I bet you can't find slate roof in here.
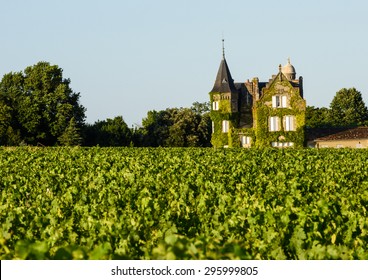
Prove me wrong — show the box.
[306,127,349,141]
[314,127,368,141]
[210,58,237,93]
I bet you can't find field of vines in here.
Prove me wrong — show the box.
[0,147,367,259]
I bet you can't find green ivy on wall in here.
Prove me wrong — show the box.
[208,73,306,149]
[254,77,306,148]
[209,92,240,148]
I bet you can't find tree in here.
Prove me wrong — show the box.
[139,102,211,147]
[166,108,201,147]
[0,62,86,146]
[329,88,368,127]
[305,106,331,128]
[58,118,82,146]
[141,110,172,147]
[190,101,210,115]
[84,116,132,146]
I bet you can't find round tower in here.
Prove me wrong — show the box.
[281,58,296,80]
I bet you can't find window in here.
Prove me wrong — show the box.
[211,121,215,134]
[272,95,287,108]
[212,101,219,111]
[241,136,251,147]
[269,116,280,131]
[222,120,229,133]
[271,142,294,148]
[284,115,295,131]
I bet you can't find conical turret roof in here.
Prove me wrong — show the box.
[210,57,237,93]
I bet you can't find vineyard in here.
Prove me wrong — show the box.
[0,147,367,259]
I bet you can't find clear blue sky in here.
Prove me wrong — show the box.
[1,0,368,126]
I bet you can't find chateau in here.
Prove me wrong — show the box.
[209,46,306,148]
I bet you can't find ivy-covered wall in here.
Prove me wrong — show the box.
[209,92,239,148]
[254,76,306,148]
[208,73,306,149]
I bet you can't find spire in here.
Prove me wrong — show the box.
[210,38,237,93]
[222,38,225,59]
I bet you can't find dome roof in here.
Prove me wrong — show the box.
[281,58,296,74]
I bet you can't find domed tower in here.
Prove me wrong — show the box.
[281,58,296,80]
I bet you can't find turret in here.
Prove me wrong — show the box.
[281,58,296,80]
[209,40,239,147]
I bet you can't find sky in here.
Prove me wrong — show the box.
[1,0,368,126]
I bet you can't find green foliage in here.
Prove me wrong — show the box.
[84,116,132,146]
[209,92,240,148]
[329,88,368,127]
[190,101,210,115]
[0,62,86,146]
[141,110,171,146]
[58,118,82,146]
[1,147,367,260]
[254,79,306,148]
[140,104,211,147]
[306,106,331,128]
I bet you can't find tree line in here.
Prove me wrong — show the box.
[306,87,368,128]
[83,102,211,147]
[0,62,211,147]
[1,62,367,146]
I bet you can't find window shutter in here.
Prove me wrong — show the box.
[272,96,276,108]
[290,116,295,131]
[285,116,295,131]
[285,116,290,131]
[241,136,251,146]
[270,116,279,131]
[270,117,274,131]
[282,95,287,108]
[222,120,229,133]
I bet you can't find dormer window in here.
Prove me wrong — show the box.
[272,95,287,108]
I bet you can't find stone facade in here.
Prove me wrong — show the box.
[209,56,306,148]
[313,127,368,148]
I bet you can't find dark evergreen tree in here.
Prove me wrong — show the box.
[58,117,82,146]
[84,116,132,146]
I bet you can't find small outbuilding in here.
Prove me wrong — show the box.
[312,127,368,148]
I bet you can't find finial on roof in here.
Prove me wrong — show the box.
[222,38,225,59]
[279,64,282,72]
[288,57,291,64]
